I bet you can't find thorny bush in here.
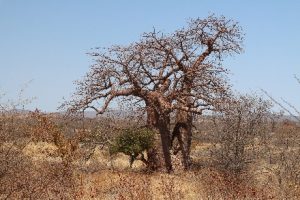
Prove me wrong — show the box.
[109,128,155,168]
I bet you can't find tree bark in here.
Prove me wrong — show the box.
[172,110,193,170]
[172,75,193,170]
[157,113,173,173]
[146,105,172,172]
[145,106,162,171]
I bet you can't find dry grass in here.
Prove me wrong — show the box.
[1,110,300,199]
[12,139,286,199]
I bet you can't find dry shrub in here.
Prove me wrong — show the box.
[112,172,153,200]
[0,145,31,199]
[25,110,61,142]
[198,168,275,199]
[1,159,79,199]
[0,128,80,198]
[212,95,271,175]
[273,120,300,149]
[255,120,300,199]
[156,174,185,200]
[24,110,84,165]
[268,145,300,198]
[104,172,186,200]
[0,106,81,199]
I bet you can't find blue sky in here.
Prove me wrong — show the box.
[0,0,299,112]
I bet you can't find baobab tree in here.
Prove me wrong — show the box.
[60,15,244,172]
[141,15,244,169]
[165,15,244,169]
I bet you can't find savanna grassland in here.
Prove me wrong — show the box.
[1,106,300,199]
[1,15,300,200]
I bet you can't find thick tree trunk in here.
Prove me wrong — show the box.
[173,110,193,170]
[172,76,193,170]
[157,113,173,173]
[145,106,161,171]
[146,105,172,173]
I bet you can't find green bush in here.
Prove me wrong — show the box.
[109,128,155,167]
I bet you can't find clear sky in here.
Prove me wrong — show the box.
[0,0,299,112]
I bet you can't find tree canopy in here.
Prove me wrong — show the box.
[62,15,243,115]
[61,15,244,172]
